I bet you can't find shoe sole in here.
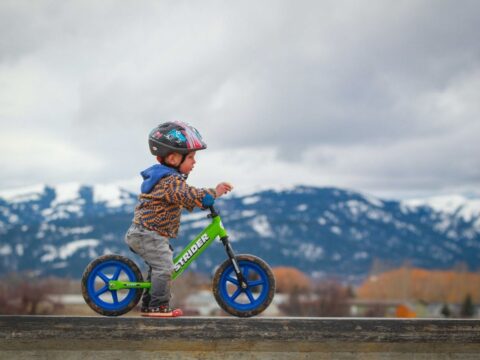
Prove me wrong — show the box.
[141,312,181,318]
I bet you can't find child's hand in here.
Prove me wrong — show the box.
[216,182,234,197]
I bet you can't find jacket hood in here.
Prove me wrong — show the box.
[140,164,178,194]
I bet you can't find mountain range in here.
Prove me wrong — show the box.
[1,183,480,283]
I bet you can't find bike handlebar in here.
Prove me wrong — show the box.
[208,205,219,217]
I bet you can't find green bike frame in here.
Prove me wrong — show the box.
[172,215,227,278]
[108,208,231,292]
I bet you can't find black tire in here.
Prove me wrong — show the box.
[81,254,144,316]
[213,254,275,317]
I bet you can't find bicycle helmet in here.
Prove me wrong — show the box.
[148,121,207,157]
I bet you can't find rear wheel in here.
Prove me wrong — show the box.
[213,254,275,317]
[81,254,143,316]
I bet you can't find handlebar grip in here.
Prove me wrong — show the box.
[202,194,215,208]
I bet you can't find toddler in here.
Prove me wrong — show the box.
[125,121,232,317]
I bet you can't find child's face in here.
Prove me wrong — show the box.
[179,152,196,175]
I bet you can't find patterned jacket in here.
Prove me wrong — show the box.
[133,173,216,238]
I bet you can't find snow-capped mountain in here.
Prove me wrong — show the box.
[1,183,480,282]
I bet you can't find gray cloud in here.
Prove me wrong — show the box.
[1,0,479,197]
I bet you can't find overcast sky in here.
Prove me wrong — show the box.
[1,0,479,199]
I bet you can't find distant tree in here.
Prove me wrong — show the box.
[0,273,63,315]
[279,285,303,316]
[395,304,416,318]
[440,303,451,318]
[170,271,210,309]
[364,304,386,317]
[345,284,356,299]
[460,294,475,318]
[278,280,350,317]
[272,267,311,294]
[312,280,350,317]
[357,266,480,304]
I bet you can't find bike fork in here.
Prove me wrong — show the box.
[220,236,248,289]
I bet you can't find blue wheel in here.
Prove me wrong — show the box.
[213,254,275,317]
[81,254,143,316]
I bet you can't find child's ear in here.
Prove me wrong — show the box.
[165,153,182,166]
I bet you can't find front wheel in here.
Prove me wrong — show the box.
[213,254,275,317]
[81,254,144,316]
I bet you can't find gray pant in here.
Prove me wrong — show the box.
[124,223,173,307]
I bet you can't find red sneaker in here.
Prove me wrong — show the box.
[141,305,183,317]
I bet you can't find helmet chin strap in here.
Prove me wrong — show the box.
[178,154,188,179]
